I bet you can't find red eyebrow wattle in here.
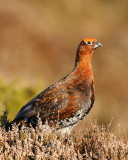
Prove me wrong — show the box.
[83,38,97,43]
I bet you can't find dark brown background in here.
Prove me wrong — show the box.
[0,0,128,134]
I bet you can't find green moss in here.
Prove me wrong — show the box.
[0,79,44,121]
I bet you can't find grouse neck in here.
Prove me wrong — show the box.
[75,50,93,71]
[72,49,94,81]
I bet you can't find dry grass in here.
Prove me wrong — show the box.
[0,116,128,160]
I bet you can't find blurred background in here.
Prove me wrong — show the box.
[0,0,128,135]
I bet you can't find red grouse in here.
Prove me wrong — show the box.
[5,38,102,133]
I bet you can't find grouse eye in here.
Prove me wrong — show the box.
[86,41,92,45]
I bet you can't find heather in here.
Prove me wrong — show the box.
[0,80,128,159]
[0,117,128,160]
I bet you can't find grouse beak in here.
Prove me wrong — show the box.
[94,41,103,49]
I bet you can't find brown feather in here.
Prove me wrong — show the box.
[4,38,102,132]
